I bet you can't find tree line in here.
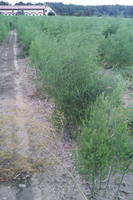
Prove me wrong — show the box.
[0,1,133,17]
[46,2,133,17]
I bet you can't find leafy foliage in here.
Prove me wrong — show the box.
[0,16,11,41]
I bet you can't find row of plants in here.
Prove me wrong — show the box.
[16,16,120,122]
[16,16,133,199]
[0,15,13,41]
[99,20,133,68]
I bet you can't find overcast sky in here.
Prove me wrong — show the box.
[7,0,133,6]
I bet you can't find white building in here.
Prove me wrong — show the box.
[0,5,56,16]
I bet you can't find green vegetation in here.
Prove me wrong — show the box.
[0,15,12,41]
[78,94,132,197]
[100,22,133,68]
[16,17,42,54]
[0,15,132,197]
[2,0,133,17]
[17,18,123,131]
[47,2,133,17]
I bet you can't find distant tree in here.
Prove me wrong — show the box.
[35,3,44,5]
[15,10,24,15]
[48,11,55,16]
[0,1,9,5]
[15,1,25,5]
[46,2,133,17]
[84,10,91,16]
[26,2,33,5]
[75,10,85,16]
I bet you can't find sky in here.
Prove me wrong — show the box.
[7,0,133,6]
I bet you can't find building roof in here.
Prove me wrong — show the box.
[0,5,46,10]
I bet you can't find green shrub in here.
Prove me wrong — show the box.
[102,23,119,38]
[78,94,133,195]
[100,26,133,68]
[30,30,120,127]
[0,16,11,41]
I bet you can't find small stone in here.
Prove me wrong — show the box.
[2,197,7,200]
[18,184,26,188]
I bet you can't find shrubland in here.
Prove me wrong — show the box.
[14,16,133,197]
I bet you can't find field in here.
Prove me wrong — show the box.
[0,15,133,199]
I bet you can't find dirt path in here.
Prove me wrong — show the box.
[0,31,89,200]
